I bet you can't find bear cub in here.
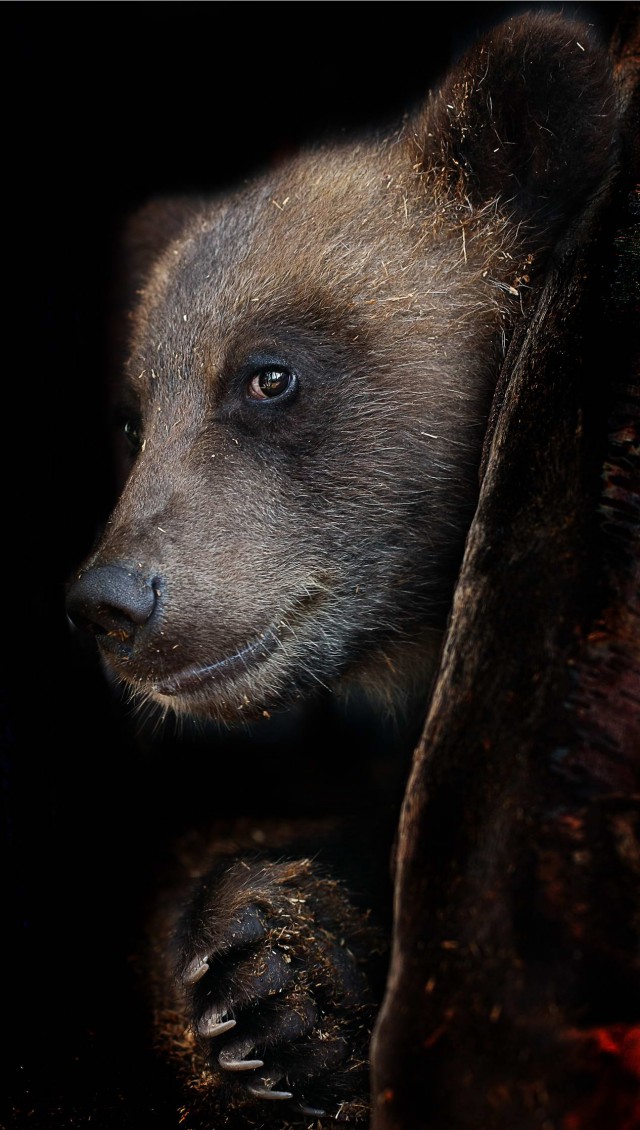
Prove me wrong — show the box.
[66,11,618,1124]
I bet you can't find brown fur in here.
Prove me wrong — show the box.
[65,11,619,1123]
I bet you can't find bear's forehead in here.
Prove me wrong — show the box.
[124,134,507,403]
[130,145,462,366]
[145,141,428,318]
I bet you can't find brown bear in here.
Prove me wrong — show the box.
[65,11,620,1124]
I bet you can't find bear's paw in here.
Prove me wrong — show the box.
[172,856,384,1120]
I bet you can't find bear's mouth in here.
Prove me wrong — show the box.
[150,626,282,698]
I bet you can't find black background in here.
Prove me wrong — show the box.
[4,3,626,1127]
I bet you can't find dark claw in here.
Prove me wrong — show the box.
[297,1104,327,1117]
[197,1011,237,1038]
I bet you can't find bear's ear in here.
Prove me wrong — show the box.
[118,195,199,294]
[108,195,200,361]
[413,12,618,244]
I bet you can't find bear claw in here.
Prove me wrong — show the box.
[246,1080,293,1101]
[182,957,209,985]
[198,1013,237,1038]
[219,1041,264,1071]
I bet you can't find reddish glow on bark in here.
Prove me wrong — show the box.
[563,1025,640,1130]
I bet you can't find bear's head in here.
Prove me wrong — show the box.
[66,13,618,722]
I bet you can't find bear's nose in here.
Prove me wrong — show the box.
[66,564,159,640]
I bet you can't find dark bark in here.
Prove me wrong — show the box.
[372,14,640,1130]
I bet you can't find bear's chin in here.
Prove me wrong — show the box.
[96,618,442,727]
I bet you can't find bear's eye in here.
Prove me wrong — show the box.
[246,367,297,402]
[123,418,143,453]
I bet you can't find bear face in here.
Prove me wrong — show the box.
[66,13,617,727]
[76,148,516,721]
